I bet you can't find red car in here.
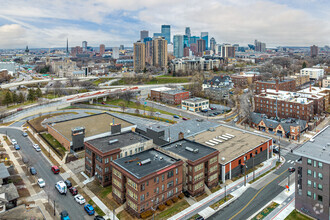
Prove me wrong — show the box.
[51,166,60,174]
[101,102,106,105]
[69,187,78,195]
[182,117,188,120]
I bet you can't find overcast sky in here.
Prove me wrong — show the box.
[0,0,329,49]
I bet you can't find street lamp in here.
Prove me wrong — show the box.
[252,153,255,181]
[278,136,281,162]
[224,184,227,201]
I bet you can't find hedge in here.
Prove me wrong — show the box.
[141,210,154,219]
[158,204,166,211]
[178,193,184,199]
[166,199,173,206]
[172,196,179,203]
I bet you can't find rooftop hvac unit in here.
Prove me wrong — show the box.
[139,158,151,165]
[109,139,119,145]
[159,157,163,160]
[213,138,223,143]
[185,147,194,152]
[205,141,215,146]
[225,133,235,137]
[193,148,199,154]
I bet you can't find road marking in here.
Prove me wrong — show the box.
[229,169,288,220]
[291,161,294,164]
[287,160,291,163]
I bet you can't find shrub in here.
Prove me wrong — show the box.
[166,199,173,206]
[172,196,179,203]
[158,204,166,211]
[178,193,184,199]
[141,210,154,219]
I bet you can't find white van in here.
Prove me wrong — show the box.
[55,180,67,195]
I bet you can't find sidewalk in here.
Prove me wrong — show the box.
[0,135,53,220]
[26,127,119,220]
[169,156,281,220]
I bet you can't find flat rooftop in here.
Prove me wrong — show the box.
[257,79,294,84]
[162,90,187,95]
[162,139,217,162]
[49,112,134,142]
[86,131,150,154]
[187,125,270,164]
[294,125,330,164]
[184,97,208,103]
[151,87,172,92]
[113,148,180,179]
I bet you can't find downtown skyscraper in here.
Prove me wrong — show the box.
[173,35,184,58]
[161,25,171,44]
[201,32,208,50]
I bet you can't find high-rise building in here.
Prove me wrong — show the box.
[99,44,105,55]
[254,40,266,52]
[190,36,200,44]
[183,47,190,57]
[143,37,152,44]
[153,33,163,39]
[133,41,146,72]
[161,25,171,43]
[190,43,198,55]
[294,125,330,220]
[201,32,209,50]
[173,35,184,58]
[185,27,191,38]
[197,39,206,55]
[210,37,216,52]
[215,44,222,55]
[183,35,189,48]
[310,45,318,57]
[152,37,168,69]
[82,41,88,52]
[66,38,69,55]
[140,30,149,41]
[112,47,120,59]
[71,46,83,56]
[119,45,124,50]
[221,44,235,58]
[146,40,153,65]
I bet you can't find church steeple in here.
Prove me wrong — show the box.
[66,38,69,55]
[25,45,29,54]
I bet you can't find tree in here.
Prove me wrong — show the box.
[12,92,18,104]
[119,102,126,112]
[18,92,25,103]
[36,88,42,98]
[3,91,12,107]
[27,89,36,101]
[121,91,134,106]
[302,61,307,69]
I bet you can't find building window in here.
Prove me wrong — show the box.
[147,192,149,197]
[140,194,145,202]
[176,178,178,185]
[105,167,109,173]
[127,199,137,211]
[208,173,217,182]
[209,156,217,164]
[113,178,122,189]
[318,162,323,169]
[113,168,122,179]
[318,184,323,191]
[238,159,241,165]
[156,187,159,194]
[110,156,113,161]
[314,182,316,188]
[162,174,165,182]
[146,181,149,186]
[194,182,204,191]
[157,177,159,183]
[104,158,109,164]
[307,159,312,165]
[141,183,145,191]
[209,164,218,173]
[318,173,323,180]
[167,181,174,189]
[86,148,91,155]
[162,184,164,191]
[314,161,317,167]
[113,187,121,199]
[307,180,312,187]
[194,172,204,182]
[307,169,312,176]
[168,170,174,178]
[318,195,323,202]
[127,178,138,190]
[127,189,137,201]
[307,191,311,197]
[194,164,203,172]
[96,155,102,163]
[176,168,178,175]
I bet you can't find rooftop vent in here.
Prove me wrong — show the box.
[323,146,326,151]
[193,148,199,154]
[109,139,119,145]
[221,157,225,161]
[159,157,163,160]
[139,158,151,166]
[327,143,330,147]
[185,147,194,152]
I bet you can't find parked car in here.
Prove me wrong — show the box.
[84,204,95,215]
[33,144,39,149]
[201,109,208,113]
[182,117,188,120]
[55,180,67,195]
[22,132,28,137]
[196,217,205,220]
[233,117,238,122]
[74,194,86,204]
[173,115,180,119]
[69,186,78,195]
[155,112,161,115]
[208,113,214,117]
[94,216,105,220]
[35,146,41,152]
[11,139,17,145]
[38,178,45,188]
[14,144,20,150]
[60,210,70,220]
[288,167,295,173]
[30,167,37,175]
[51,166,60,174]
[64,180,72,188]
[210,107,216,110]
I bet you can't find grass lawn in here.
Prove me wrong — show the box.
[285,210,313,220]
[117,210,139,220]
[88,199,106,216]
[251,202,279,220]
[210,185,222,193]
[155,200,190,220]
[40,133,66,157]
[210,194,233,210]
[195,193,209,202]
[112,77,190,85]
[86,180,119,210]
[92,78,114,86]
[7,100,36,110]
[28,112,78,132]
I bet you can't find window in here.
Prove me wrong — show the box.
[189,166,192,172]
[318,184,323,191]
[86,148,91,155]
[318,195,323,202]
[209,156,217,164]
[209,173,217,182]
[307,191,311,197]
[105,167,109,173]
[104,158,109,164]
[194,181,204,191]
[318,162,323,169]
[162,184,164,191]
[318,173,323,180]
[96,154,102,163]
[113,178,122,189]
[147,192,149,197]
[176,178,178,185]
[127,178,137,190]
[238,159,241,165]
[110,156,113,161]
[168,170,174,178]
[194,164,203,172]
[113,187,121,199]
[156,187,159,193]
[314,193,316,200]
[176,187,178,194]
[307,159,312,165]
[175,168,178,175]
[140,194,145,202]
[162,194,164,201]
[141,183,145,191]
[307,180,312,187]
[146,181,149,186]
[307,169,312,176]
[314,171,316,178]
[194,172,204,182]
[209,165,218,173]
[314,182,316,188]
[157,177,159,183]
[127,199,137,211]
[314,161,317,167]
[167,181,174,189]
[162,174,165,181]
[127,189,137,201]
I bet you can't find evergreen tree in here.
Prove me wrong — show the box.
[27,89,35,101]
[4,91,12,107]
[18,92,25,103]
[12,92,18,104]
[36,87,42,98]
[302,61,307,69]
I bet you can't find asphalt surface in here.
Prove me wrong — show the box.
[208,152,300,220]
[0,127,92,220]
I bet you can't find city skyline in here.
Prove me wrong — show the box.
[0,0,329,49]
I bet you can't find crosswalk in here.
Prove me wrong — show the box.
[286,160,295,164]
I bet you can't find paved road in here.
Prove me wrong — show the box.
[1,127,92,220]
[208,152,300,220]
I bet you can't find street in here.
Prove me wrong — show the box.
[1,127,92,220]
[208,152,300,220]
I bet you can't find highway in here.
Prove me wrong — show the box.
[208,151,299,220]
[1,128,92,220]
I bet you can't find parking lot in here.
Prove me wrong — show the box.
[197,104,231,117]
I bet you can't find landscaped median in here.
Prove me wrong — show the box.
[285,209,313,220]
[210,194,233,210]
[251,202,279,220]
[249,161,282,184]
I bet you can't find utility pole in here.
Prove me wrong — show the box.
[225,184,227,201]
[253,154,255,181]
[288,175,290,191]
[278,136,281,162]
[244,164,247,186]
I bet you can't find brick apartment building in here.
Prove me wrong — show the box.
[254,89,325,121]
[160,139,219,196]
[111,148,184,217]
[255,79,296,94]
[150,87,189,105]
[85,129,153,186]
[294,125,330,220]
[231,73,261,88]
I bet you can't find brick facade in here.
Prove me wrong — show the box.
[256,79,296,94]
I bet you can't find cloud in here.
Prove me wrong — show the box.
[0,24,27,48]
[0,0,329,48]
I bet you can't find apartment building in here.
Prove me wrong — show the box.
[111,148,183,217]
[231,72,261,88]
[150,87,189,105]
[255,79,296,94]
[300,68,324,80]
[160,139,219,196]
[181,97,209,112]
[254,89,325,121]
[299,87,330,111]
[84,130,153,186]
[289,74,310,87]
[294,125,330,220]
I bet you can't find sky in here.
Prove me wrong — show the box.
[0,0,329,49]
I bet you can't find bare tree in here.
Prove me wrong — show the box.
[79,81,95,90]
[121,91,134,106]
[119,102,126,112]
[67,76,78,87]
